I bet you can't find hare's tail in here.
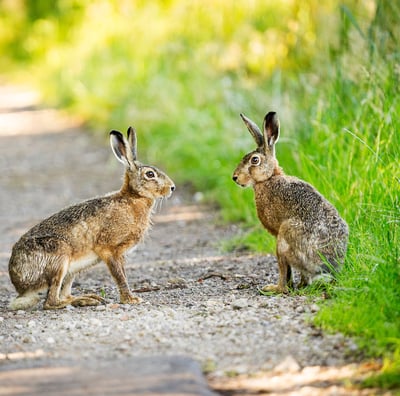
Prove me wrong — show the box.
[9,292,41,310]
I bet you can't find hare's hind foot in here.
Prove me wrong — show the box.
[43,294,105,310]
[261,284,289,294]
[9,292,41,311]
[71,294,106,307]
[43,296,74,310]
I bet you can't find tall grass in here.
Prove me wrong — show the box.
[0,0,399,387]
[310,59,399,358]
[307,12,400,388]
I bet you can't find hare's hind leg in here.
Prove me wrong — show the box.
[59,272,75,301]
[43,256,76,309]
[59,270,105,308]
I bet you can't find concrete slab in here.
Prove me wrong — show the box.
[0,356,218,396]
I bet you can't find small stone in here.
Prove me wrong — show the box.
[89,318,102,326]
[14,324,23,329]
[167,277,187,288]
[27,320,36,328]
[116,343,130,352]
[295,305,305,314]
[64,322,76,331]
[22,335,36,344]
[310,303,320,313]
[232,298,249,310]
[95,305,106,311]
[274,355,301,373]
[47,337,55,344]
[193,192,204,202]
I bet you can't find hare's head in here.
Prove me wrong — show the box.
[233,112,281,187]
[110,127,175,199]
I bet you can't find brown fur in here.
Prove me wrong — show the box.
[233,112,348,293]
[8,127,175,310]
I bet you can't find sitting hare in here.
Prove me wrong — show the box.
[233,112,348,293]
[9,127,175,310]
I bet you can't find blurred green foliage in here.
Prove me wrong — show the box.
[1,0,399,388]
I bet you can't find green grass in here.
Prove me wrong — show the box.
[0,0,399,389]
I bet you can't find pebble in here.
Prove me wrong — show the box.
[63,322,76,330]
[232,298,249,310]
[310,304,321,313]
[27,320,36,328]
[22,335,36,344]
[116,344,130,352]
[89,318,102,326]
[274,355,301,373]
[295,305,305,314]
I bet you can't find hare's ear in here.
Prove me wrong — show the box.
[110,130,135,168]
[240,113,264,150]
[263,112,280,155]
[127,126,137,161]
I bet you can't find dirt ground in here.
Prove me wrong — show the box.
[0,86,388,395]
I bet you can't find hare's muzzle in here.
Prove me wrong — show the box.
[233,174,242,186]
[232,172,249,188]
[165,183,175,198]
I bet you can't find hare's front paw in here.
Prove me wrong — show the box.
[120,294,142,304]
[261,284,288,294]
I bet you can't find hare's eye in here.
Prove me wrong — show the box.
[250,156,260,165]
[145,170,155,178]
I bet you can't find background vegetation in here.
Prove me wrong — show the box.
[1,0,399,388]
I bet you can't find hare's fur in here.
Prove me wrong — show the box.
[8,127,175,310]
[233,112,348,293]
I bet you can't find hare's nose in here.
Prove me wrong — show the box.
[171,185,176,192]
[232,175,238,182]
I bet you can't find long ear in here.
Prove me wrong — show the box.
[263,112,280,156]
[110,130,135,168]
[127,126,137,161]
[240,113,264,150]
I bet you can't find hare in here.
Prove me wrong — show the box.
[8,127,175,310]
[233,112,348,293]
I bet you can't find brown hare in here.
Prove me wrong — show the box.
[233,112,348,293]
[8,127,175,310]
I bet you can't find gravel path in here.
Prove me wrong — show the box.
[0,86,380,395]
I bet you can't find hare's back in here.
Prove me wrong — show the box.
[17,196,114,245]
[258,176,344,228]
